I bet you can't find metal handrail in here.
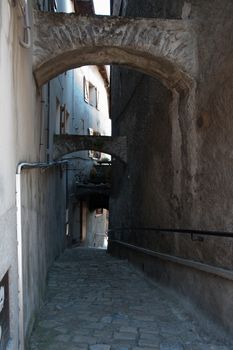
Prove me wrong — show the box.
[108,239,233,282]
[108,227,233,239]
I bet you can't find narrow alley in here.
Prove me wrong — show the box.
[2,1,233,348]
[29,248,231,350]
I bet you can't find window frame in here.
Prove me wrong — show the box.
[83,76,99,110]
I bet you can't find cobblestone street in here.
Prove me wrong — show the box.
[29,248,232,350]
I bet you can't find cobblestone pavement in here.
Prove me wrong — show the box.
[29,248,232,350]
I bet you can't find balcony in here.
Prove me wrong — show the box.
[75,162,111,209]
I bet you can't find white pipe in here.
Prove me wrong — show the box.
[16,169,24,350]
[16,161,68,350]
[19,0,31,49]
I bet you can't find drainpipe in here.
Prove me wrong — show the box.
[16,160,68,350]
[46,82,51,162]
[18,0,31,49]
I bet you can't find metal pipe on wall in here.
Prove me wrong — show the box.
[109,239,233,282]
[65,164,69,237]
[108,227,233,239]
[16,160,68,350]
[18,0,31,49]
[47,81,51,162]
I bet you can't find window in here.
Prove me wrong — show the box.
[65,109,70,134]
[60,105,65,134]
[84,77,89,103]
[96,89,100,110]
[48,0,57,12]
[83,77,99,109]
[59,104,70,135]
[55,97,61,134]
[95,208,103,216]
[89,82,97,107]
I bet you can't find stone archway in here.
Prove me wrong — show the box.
[53,135,127,163]
[33,11,197,90]
[33,10,198,185]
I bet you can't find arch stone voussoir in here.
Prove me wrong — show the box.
[53,135,127,163]
[33,11,197,90]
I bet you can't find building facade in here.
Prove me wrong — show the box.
[0,0,110,348]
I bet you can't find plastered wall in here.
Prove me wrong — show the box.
[0,1,67,348]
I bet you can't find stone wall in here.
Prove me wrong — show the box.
[110,0,233,333]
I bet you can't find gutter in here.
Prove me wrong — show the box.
[18,0,31,49]
[16,160,68,350]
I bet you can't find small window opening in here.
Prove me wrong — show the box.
[95,208,103,216]
[83,77,99,109]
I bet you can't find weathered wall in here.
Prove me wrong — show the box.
[0,1,18,348]
[110,0,233,334]
[111,68,173,228]
[0,1,67,348]
[32,11,196,89]
[21,168,66,339]
[53,135,126,162]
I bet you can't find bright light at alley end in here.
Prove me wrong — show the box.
[93,0,110,15]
